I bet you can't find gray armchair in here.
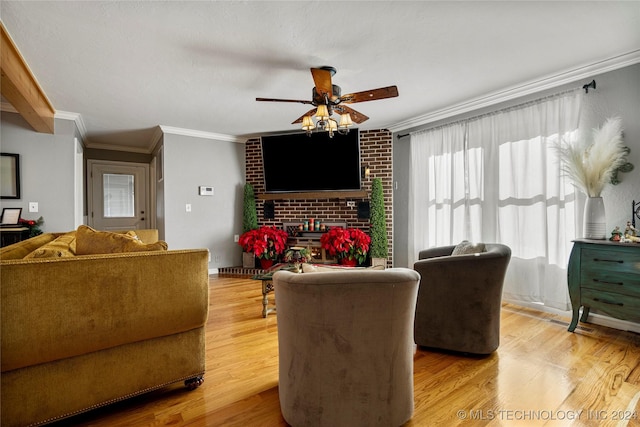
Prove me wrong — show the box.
[413,243,511,355]
[273,268,420,427]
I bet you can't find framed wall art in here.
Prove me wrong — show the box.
[0,153,21,199]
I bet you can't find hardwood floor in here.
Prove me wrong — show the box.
[54,275,640,426]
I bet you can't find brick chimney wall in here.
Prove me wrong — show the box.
[245,129,393,266]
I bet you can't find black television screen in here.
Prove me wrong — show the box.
[261,130,361,193]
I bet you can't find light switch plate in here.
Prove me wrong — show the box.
[29,202,39,212]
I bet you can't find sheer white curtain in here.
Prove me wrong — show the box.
[408,123,467,255]
[409,90,583,310]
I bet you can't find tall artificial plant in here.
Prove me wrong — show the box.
[557,117,629,197]
[242,183,258,233]
[369,178,388,259]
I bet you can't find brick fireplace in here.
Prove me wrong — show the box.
[245,129,393,266]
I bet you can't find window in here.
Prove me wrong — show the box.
[103,173,135,218]
[410,90,583,310]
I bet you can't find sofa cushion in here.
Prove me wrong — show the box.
[451,240,486,256]
[301,263,385,273]
[23,232,76,259]
[75,225,167,255]
[0,233,59,260]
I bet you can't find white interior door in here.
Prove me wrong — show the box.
[88,160,149,230]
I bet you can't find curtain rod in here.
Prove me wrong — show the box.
[397,79,596,139]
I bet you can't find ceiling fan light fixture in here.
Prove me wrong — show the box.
[301,115,316,133]
[327,118,338,138]
[337,113,352,135]
[338,113,353,129]
[315,104,329,121]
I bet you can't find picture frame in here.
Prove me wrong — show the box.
[1,207,22,225]
[0,153,21,199]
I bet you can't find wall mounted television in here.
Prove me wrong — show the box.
[261,129,361,193]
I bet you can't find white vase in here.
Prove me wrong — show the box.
[583,197,606,240]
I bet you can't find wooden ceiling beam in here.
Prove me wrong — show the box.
[0,21,55,133]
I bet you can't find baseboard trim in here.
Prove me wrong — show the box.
[503,298,640,334]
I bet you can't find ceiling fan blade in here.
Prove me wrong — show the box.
[334,105,369,124]
[256,97,313,104]
[340,86,399,104]
[310,67,333,100]
[292,108,318,124]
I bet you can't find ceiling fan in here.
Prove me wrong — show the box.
[256,66,398,137]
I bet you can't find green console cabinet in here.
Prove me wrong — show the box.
[567,239,640,332]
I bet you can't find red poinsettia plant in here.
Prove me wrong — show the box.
[238,225,289,260]
[19,216,44,238]
[320,227,371,265]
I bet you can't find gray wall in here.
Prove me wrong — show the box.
[161,132,245,269]
[1,112,246,271]
[393,63,640,267]
[0,113,79,232]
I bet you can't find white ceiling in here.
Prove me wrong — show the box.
[1,1,639,153]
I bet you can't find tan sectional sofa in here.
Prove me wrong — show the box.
[0,228,210,426]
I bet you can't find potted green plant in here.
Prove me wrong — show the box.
[242,183,259,268]
[320,227,371,266]
[369,178,388,268]
[238,225,289,270]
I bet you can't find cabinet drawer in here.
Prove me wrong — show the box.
[581,270,640,298]
[581,247,640,275]
[582,288,640,323]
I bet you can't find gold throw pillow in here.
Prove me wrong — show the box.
[24,232,77,259]
[75,225,167,255]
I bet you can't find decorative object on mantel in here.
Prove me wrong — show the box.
[556,117,630,240]
[238,225,289,270]
[242,183,259,268]
[369,178,388,268]
[320,227,371,266]
[19,216,43,237]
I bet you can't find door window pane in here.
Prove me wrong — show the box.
[103,174,135,217]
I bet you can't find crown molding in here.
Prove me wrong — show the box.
[1,105,245,152]
[83,141,153,154]
[387,50,640,133]
[159,125,246,144]
[54,110,88,140]
[55,111,153,154]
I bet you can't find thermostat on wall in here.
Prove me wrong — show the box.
[199,186,214,196]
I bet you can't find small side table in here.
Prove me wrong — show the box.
[0,227,30,247]
[252,264,299,318]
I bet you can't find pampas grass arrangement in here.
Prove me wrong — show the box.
[557,117,627,197]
